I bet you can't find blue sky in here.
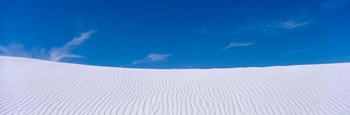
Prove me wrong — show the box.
[1,0,350,68]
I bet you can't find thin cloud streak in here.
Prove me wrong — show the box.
[0,30,95,61]
[279,21,310,30]
[0,43,32,57]
[242,19,311,35]
[264,20,310,35]
[224,42,254,49]
[0,46,9,54]
[49,30,96,61]
[131,53,171,65]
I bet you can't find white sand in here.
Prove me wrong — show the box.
[1,56,350,115]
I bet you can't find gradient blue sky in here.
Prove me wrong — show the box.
[1,0,350,68]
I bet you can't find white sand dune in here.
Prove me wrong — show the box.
[1,56,350,115]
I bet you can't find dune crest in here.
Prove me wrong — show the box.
[1,56,350,115]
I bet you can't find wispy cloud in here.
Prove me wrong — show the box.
[264,20,310,35]
[278,21,310,30]
[224,42,254,49]
[243,19,311,35]
[0,46,9,54]
[131,53,171,65]
[0,30,95,61]
[49,30,96,61]
[0,43,32,57]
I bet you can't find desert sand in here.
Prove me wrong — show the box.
[1,56,349,115]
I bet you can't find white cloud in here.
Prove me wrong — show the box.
[278,21,310,30]
[225,42,254,49]
[49,30,96,61]
[0,30,95,61]
[260,20,310,35]
[0,46,9,54]
[0,43,32,57]
[243,19,311,35]
[131,53,171,65]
